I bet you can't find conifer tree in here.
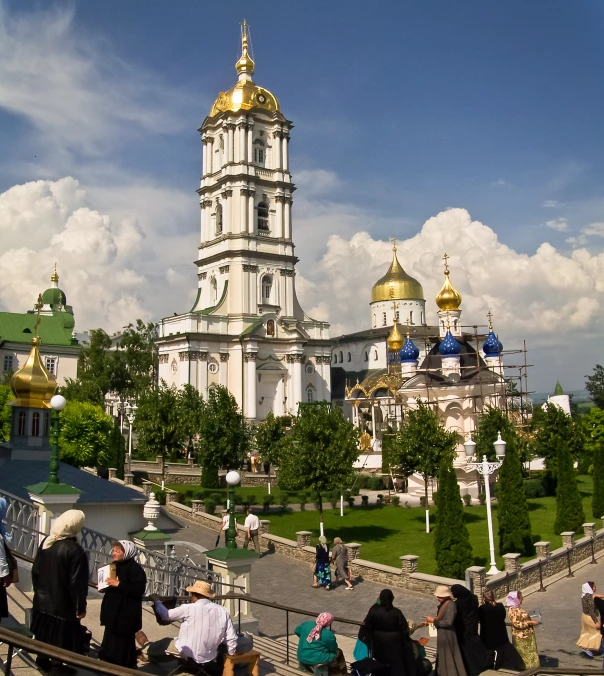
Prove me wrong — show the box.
[497,436,533,555]
[434,450,473,578]
[584,408,604,518]
[554,437,585,535]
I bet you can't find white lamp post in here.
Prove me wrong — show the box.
[225,471,241,549]
[125,402,137,472]
[465,431,506,576]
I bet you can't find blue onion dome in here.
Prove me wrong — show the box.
[399,337,419,363]
[483,330,503,356]
[439,330,461,356]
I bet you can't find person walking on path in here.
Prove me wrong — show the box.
[506,591,540,669]
[360,588,417,676]
[31,509,89,675]
[424,585,467,676]
[243,507,261,555]
[216,510,229,547]
[312,536,331,589]
[576,582,602,658]
[450,584,495,675]
[99,540,147,668]
[0,498,12,625]
[295,612,346,675]
[477,590,525,671]
[330,537,353,590]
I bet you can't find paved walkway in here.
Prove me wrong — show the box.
[168,514,604,669]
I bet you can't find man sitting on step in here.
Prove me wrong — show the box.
[153,580,238,674]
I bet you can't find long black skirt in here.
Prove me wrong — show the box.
[99,628,137,669]
[0,584,8,621]
[31,611,83,653]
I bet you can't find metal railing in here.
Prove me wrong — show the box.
[0,490,40,559]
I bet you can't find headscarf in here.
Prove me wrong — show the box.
[505,591,521,608]
[451,584,479,631]
[42,509,85,549]
[378,588,394,609]
[307,612,334,643]
[0,498,12,545]
[333,537,343,545]
[118,540,138,560]
[318,535,328,552]
[582,582,594,598]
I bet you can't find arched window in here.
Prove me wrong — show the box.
[339,351,343,363]
[32,412,40,436]
[254,139,265,165]
[364,351,369,362]
[347,352,351,362]
[373,349,378,361]
[453,319,458,330]
[262,275,272,301]
[18,411,26,435]
[215,203,223,234]
[382,312,387,326]
[333,354,337,364]
[307,388,314,403]
[257,202,269,232]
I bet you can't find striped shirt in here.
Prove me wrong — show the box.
[156,598,238,663]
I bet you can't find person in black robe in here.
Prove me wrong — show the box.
[477,590,524,671]
[450,584,495,675]
[99,540,147,668]
[360,589,417,676]
[31,510,89,674]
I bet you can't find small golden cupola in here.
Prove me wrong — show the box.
[435,253,462,312]
[386,307,405,353]
[9,295,57,408]
[209,20,280,117]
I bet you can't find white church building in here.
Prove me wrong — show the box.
[157,23,331,420]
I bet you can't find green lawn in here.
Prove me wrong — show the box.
[167,484,295,503]
[228,476,596,575]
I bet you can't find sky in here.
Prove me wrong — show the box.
[0,0,603,392]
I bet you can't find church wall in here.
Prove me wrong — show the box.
[370,299,426,329]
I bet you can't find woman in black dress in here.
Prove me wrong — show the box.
[0,498,11,625]
[31,509,89,671]
[361,589,417,676]
[450,584,495,675]
[312,536,331,589]
[99,540,147,668]
[477,590,525,671]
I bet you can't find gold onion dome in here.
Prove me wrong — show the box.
[9,336,57,408]
[209,20,280,117]
[371,243,424,303]
[435,254,462,311]
[387,320,405,352]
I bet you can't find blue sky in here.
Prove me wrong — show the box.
[0,0,603,391]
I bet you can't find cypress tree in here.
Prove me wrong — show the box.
[497,437,533,555]
[434,451,473,578]
[554,437,585,535]
[592,440,604,519]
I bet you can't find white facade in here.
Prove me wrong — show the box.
[157,31,331,420]
[371,299,426,330]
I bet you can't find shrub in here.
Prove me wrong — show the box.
[462,493,472,507]
[391,495,401,507]
[298,491,308,511]
[523,479,545,499]
[279,494,290,512]
[346,495,355,508]
[376,493,384,505]
[478,493,486,505]
[329,492,339,510]
[204,498,217,514]
[155,490,166,505]
[193,489,206,501]
[234,493,243,506]
[351,485,360,496]
[368,477,384,491]
[262,493,275,512]
[361,495,369,507]
[246,493,258,506]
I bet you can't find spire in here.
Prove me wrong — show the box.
[235,19,255,80]
[435,253,462,311]
[554,381,564,396]
[50,263,59,286]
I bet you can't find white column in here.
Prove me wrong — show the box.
[227,126,234,163]
[284,199,291,239]
[239,124,246,163]
[248,192,255,234]
[273,132,282,170]
[224,191,232,234]
[371,406,376,443]
[202,139,208,176]
[282,134,289,172]
[291,356,302,413]
[200,202,207,241]
[275,377,285,416]
[276,197,284,238]
[240,189,248,233]
[245,354,257,419]
[247,125,253,165]
[208,139,214,174]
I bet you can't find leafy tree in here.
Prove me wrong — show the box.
[0,384,14,443]
[583,408,604,518]
[59,378,105,407]
[434,449,473,578]
[278,402,359,530]
[586,365,604,409]
[197,386,249,488]
[497,434,533,555]
[533,402,583,473]
[59,401,114,468]
[474,406,515,462]
[388,400,457,508]
[178,385,205,458]
[554,436,585,535]
[116,320,159,396]
[254,412,292,467]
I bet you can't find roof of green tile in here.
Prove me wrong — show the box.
[0,311,77,347]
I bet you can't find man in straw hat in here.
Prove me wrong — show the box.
[154,580,237,670]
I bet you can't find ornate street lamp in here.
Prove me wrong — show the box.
[225,470,241,549]
[48,394,67,485]
[125,402,137,471]
[465,431,506,575]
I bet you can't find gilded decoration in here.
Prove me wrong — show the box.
[371,238,424,303]
[435,253,462,311]
[345,369,405,400]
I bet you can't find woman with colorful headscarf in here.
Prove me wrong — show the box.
[295,612,345,674]
[506,591,539,668]
[99,540,147,668]
[577,581,602,658]
[0,498,12,624]
[31,509,89,670]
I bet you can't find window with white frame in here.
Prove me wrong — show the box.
[44,356,57,375]
[3,355,13,372]
[262,276,272,301]
[307,388,314,403]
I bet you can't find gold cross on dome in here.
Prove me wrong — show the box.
[442,252,450,274]
[34,293,44,337]
[487,310,493,330]
[391,300,398,318]
[391,236,397,252]
[405,317,411,337]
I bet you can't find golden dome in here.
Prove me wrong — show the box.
[371,243,424,303]
[435,254,462,311]
[9,336,57,409]
[209,21,280,118]
[387,320,405,352]
[50,263,59,284]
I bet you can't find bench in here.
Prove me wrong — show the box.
[223,649,260,676]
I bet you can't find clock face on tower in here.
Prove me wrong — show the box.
[256,93,266,104]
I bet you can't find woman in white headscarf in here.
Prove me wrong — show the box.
[31,510,89,669]
[577,581,603,658]
[99,540,147,668]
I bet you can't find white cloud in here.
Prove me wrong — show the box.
[296,169,342,198]
[542,200,561,208]
[491,179,508,187]
[583,222,604,237]
[544,217,569,232]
